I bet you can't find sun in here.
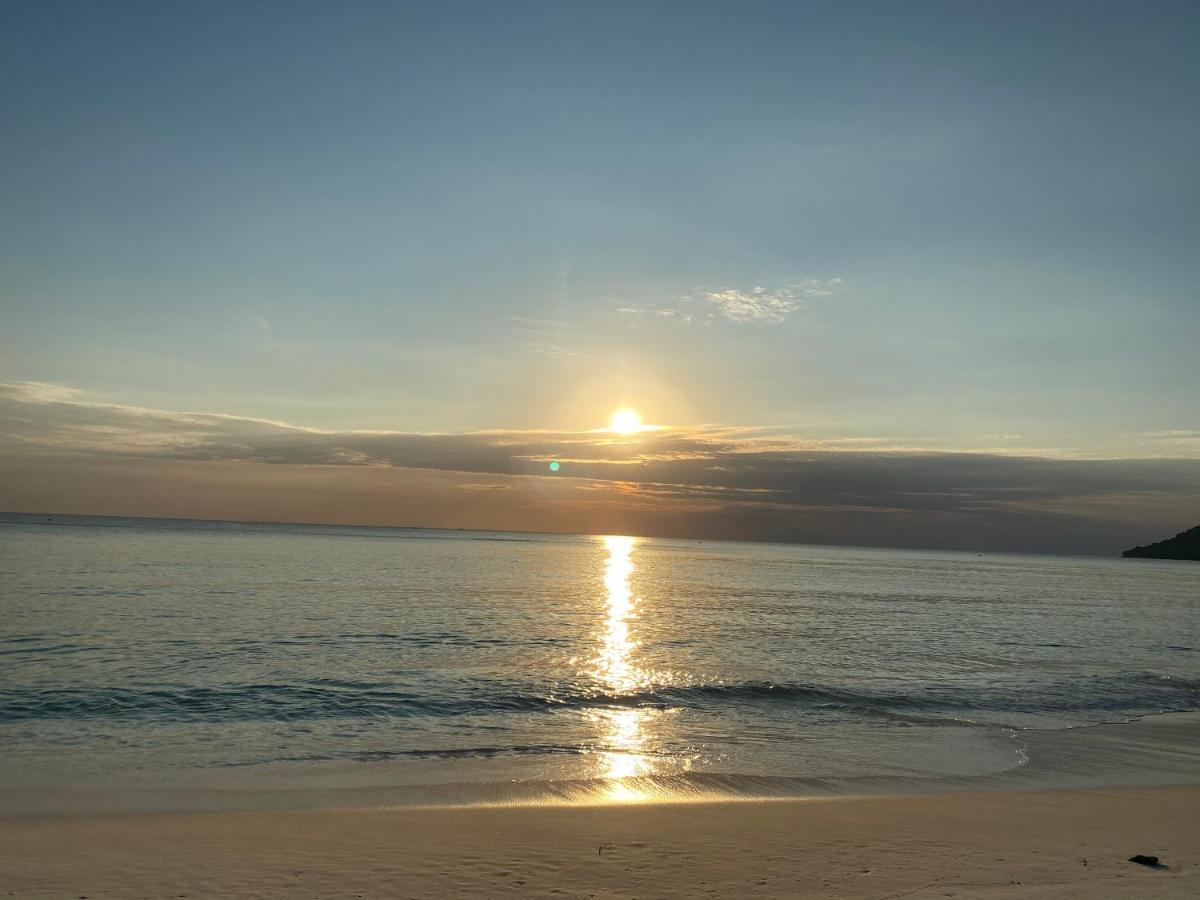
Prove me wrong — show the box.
[608,407,644,434]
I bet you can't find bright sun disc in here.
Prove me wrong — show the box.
[608,407,644,434]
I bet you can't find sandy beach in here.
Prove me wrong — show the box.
[2,785,1196,899]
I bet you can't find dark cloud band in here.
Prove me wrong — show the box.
[3,381,1197,553]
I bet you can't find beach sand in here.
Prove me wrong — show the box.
[1,786,1195,898]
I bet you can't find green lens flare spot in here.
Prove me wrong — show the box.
[549,461,560,472]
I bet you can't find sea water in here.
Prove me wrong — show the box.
[1,512,1198,815]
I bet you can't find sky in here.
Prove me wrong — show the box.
[2,0,1198,554]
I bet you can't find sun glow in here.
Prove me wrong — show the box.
[608,407,644,434]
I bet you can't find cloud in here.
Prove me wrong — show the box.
[703,279,843,322]
[616,279,843,325]
[3,381,84,403]
[2,381,1198,553]
[1138,430,1200,453]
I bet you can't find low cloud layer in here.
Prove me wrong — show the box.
[2,382,1198,554]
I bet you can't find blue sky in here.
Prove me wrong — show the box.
[1,1,1198,549]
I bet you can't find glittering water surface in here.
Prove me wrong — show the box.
[1,512,1198,812]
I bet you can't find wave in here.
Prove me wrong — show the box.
[1,672,1196,726]
[216,743,598,767]
[0,642,97,657]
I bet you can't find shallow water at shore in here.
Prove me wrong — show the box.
[2,512,1198,815]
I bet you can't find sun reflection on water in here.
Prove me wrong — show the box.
[593,535,656,800]
[597,535,638,692]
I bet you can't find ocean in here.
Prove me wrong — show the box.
[1,512,1198,816]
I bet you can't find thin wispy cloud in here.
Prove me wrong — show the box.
[702,280,843,323]
[618,279,844,325]
[1139,430,1200,450]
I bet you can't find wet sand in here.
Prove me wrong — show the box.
[1,785,1196,898]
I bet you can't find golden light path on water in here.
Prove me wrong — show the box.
[593,535,658,801]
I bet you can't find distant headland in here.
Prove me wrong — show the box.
[1122,525,1200,561]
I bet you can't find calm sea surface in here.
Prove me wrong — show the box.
[2,512,1198,815]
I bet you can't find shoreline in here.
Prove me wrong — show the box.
[2,784,1196,898]
[5,709,1198,821]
